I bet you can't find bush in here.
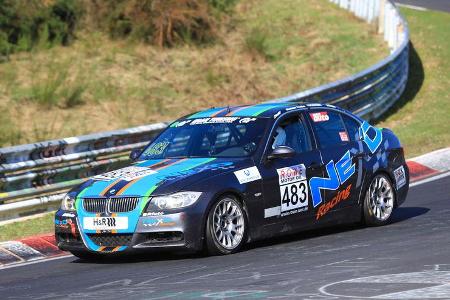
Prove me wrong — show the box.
[245,28,274,61]
[94,0,216,47]
[0,0,82,57]
[207,0,238,13]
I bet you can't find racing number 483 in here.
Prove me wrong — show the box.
[281,181,307,208]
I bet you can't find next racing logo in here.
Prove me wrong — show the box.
[309,121,383,208]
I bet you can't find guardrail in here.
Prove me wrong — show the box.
[0,0,409,221]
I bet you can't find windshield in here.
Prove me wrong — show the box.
[139,117,269,159]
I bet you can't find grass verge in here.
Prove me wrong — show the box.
[0,212,54,242]
[377,8,450,157]
[0,0,386,146]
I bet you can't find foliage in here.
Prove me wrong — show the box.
[101,0,216,47]
[0,0,81,57]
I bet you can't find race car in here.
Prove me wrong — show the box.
[55,102,409,258]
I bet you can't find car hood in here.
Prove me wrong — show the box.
[76,157,250,198]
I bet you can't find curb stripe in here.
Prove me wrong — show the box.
[407,161,440,182]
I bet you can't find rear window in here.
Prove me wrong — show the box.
[309,110,348,148]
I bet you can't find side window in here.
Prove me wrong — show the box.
[271,115,312,153]
[341,114,361,141]
[309,110,348,148]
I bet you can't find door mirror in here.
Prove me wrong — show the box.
[267,146,296,160]
[129,148,143,161]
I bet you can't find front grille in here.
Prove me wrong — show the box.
[83,198,107,213]
[109,197,140,212]
[83,197,140,213]
[87,233,133,247]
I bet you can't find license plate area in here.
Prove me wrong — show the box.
[83,217,128,230]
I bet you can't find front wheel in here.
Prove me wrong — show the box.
[205,196,247,255]
[363,174,395,226]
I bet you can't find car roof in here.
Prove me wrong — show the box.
[185,102,354,119]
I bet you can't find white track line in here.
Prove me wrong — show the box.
[0,172,449,270]
[409,171,450,187]
[395,3,428,11]
[0,254,73,271]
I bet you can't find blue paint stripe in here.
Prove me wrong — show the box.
[231,103,286,117]
[121,158,216,196]
[188,107,225,119]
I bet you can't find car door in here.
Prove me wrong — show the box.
[259,112,324,232]
[306,109,362,222]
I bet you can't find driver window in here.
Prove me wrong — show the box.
[271,116,312,154]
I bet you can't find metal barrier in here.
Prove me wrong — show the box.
[0,0,409,221]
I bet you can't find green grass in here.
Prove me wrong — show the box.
[0,213,54,242]
[376,8,450,157]
[0,0,386,147]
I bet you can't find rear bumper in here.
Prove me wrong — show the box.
[55,210,205,253]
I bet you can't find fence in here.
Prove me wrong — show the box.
[0,0,409,221]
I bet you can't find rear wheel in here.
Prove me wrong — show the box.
[363,174,395,226]
[205,196,247,255]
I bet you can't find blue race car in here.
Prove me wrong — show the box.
[55,102,409,258]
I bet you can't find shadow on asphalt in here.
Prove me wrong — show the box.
[71,206,429,264]
[374,42,425,123]
[390,206,430,223]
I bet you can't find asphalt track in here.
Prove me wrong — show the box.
[395,0,450,12]
[0,174,449,299]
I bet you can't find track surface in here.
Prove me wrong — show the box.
[0,175,449,299]
[395,0,450,12]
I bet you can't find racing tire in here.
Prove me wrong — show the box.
[363,173,395,226]
[205,195,248,255]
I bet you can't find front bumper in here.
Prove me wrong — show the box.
[55,210,205,253]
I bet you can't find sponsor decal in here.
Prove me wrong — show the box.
[316,184,352,220]
[83,217,128,230]
[277,165,309,216]
[143,140,170,156]
[310,112,329,122]
[55,218,78,236]
[142,217,176,227]
[234,166,262,184]
[309,122,383,209]
[191,117,239,125]
[171,120,191,127]
[273,111,281,119]
[239,117,257,124]
[394,165,406,189]
[142,212,164,217]
[310,150,355,208]
[62,213,75,218]
[94,166,156,182]
[339,131,349,142]
[285,105,306,111]
[359,121,383,154]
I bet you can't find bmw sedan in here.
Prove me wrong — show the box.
[55,102,409,258]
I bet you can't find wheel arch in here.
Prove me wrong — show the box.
[201,189,251,246]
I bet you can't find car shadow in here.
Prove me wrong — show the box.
[245,206,430,252]
[390,206,430,224]
[374,42,425,123]
[71,206,429,264]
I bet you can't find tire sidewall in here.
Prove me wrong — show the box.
[205,196,247,255]
[363,173,395,226]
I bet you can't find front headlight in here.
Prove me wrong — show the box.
[61,194,76,211]
[151,192,202,210]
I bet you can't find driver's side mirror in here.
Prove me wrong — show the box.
[129,148,143,161]
[267,146,296,160]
